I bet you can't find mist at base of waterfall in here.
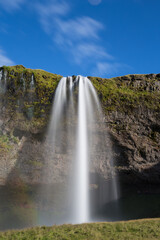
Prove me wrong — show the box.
[40,75,118,225]
[1,183,160,231]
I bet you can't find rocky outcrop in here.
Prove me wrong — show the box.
[0,65,160,187]
[89,74,160,184]
[107,109,160,184]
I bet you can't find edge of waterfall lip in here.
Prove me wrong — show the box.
[66,75,87,78]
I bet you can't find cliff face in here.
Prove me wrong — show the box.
[0,65,160,186]
[0,65,62,185]
[89,75,160,184]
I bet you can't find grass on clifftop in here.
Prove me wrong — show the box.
[2,65,160,113]
[89,75,160,112]
[2,65,62,105]
[1,65,62,129]
[0,219,160,240]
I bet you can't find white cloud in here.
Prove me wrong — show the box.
[93,62,122,77]
[55,17,103,42]
[88,0,102,6]
[0,49,14,66]
[54,17,112,65]
[73,43,113,64]
[0,0,25,11]
[36,1,70,33]
[37,1,69,17]
[93,62,131,77]
[36,1,109,64]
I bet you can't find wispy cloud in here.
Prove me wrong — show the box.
[36,0,70,33]
[35,0,113,70]
[0,49,14,66]
[95,62,121,75]
[93,62,131,77]
[55,17,104,42]
[0,0,25,11]
[72,43,113,64]
[88,0,102,6]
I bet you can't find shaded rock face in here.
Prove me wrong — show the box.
[117,74,160,91]
[0,65,160,187]
[106,109,160,184]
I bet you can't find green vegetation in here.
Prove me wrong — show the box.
[3,65,160,115]
[89,75,160,112]
[0,135,12,153]
[1,65,62,130]
[0,133,19,158]
[2,65,62,105]
[1,65,160,131]
[0,219,160,239]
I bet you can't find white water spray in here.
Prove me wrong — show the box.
[44,75,118,224]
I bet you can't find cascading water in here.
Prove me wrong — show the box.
[0,70,2,81]
[43,75,118,225]
[47,77,67,147]
[30,74,35,89]
[0,70,2,93]
[0,70,7,94]
[73,76,89,223]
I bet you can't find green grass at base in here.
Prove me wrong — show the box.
[0,219,160,240]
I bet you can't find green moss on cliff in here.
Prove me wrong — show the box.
[1,65,62,130]
[0,134,19,156]
[1,65,160,131]
[0,135,11,153]
[2,65,62,103]
[3,66,160,115]
[89,74,160,113]
[33,69,62,105]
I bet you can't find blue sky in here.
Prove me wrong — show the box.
[0,0,160,78]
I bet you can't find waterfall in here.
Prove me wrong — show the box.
[0,70,2,82]
[44,75,118,225]
[0,70,7,94]
[0,70,2,94]
[74,76,89,223]
[30,74,35,89]
[47,77,67,145]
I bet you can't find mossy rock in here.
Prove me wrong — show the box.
[89,74,160,113]
[0,65,62,131]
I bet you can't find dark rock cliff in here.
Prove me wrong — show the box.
[0,65,160,188]
[89,74,160,186]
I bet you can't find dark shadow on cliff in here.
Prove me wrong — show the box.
[89,162,160,222]
[0,129,46,230]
